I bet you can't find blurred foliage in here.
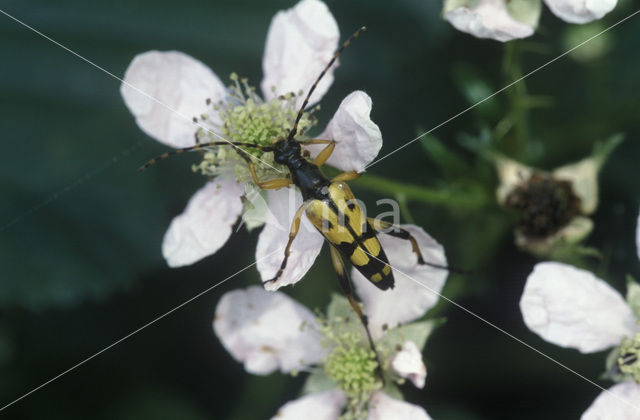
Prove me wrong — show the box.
[1,0,640,419]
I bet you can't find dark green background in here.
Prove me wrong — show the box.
[1,0,639,418]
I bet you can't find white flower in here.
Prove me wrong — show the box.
[443,0,617,42]
[214,232,447,419]
[544,0,618,24]
[520,216,640,419]
[520,262,636,353]
[582,381,640,420]
[443,0,538,42]
[120,0,383,268]
[491,135,622,255]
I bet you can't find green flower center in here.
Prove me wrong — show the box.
[505,173,581,238]
[319,312,382,420]
[325,339,379,398]
[618,333,640,383]
[192,73,317,184]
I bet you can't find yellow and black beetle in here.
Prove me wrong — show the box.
[141,27,435,366]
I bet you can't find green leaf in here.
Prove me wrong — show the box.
[420,135,470,180]
[593,133,625,167]
[453,64,501,121]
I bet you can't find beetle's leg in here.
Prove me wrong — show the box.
[367,218,429,265]
[254,177,293,189]
[298,139,336,167]
[262,202,308,285]
[329,246,385,384]
[331,170,361,182]
[138,140,273,171]
[369,218,462,274]
[236,151,293,190]
[297,139,334,145]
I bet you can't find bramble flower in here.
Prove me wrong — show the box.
[120,0,382,268]
[443,0,618,42]
[491,135,622,257]
[520,213,640,418]
[213,229,448,419]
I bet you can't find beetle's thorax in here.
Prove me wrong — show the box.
[273,140,331,200]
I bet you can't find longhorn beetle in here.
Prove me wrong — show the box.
[140,27,441,376]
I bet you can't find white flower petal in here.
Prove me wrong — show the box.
[256,187,325,290]
[492,153,535,205]
[162,178,243,267]
[444,0,535,42]
[391,341,426,389]
[581,381,640,420]
[514,216,594,252]
[213,286,326,375]
[305,91,382,172]
[520,262,636,353]
[367,391,432,420]
[544,0,617,24]
[352,225,448,340]
[241,184,269,232]
[553,157,600,214]
[121,51,226,148]
[273,390,346,420]
[261,0,339,106]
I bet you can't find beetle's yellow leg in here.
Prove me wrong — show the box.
[262,202,308,285]
[368,218,427,265]
[331,171,361,183]
[297,139,334,145]
[237,151,293,190]
[298,139,336,167]
[254,176,292,190]
[329,246,385,384]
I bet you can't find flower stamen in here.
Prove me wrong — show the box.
[505,173,582,238]
[318,312,382,420]
[192,74,317,185]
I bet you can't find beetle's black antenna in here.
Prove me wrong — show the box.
[287,26,367,142]
[137,139,274,172]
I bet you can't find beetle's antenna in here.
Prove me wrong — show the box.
[137,139,273,172]
[287,26,367,142]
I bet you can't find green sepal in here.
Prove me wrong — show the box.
[327,293,352,319]
[626,275,640,320]
[325,294,367,343]
[381,381,403,401]
[378,318,446,352]
[301,370,337,395]
[602,345,628,383]
[506,0,542,29]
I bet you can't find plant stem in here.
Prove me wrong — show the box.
[396,193,415,224]
[503,41,529,159]
[352,174,487,209]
